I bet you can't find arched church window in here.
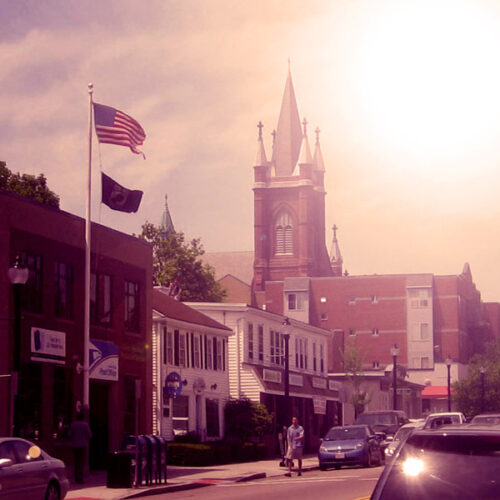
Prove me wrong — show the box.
[275,210,293,255]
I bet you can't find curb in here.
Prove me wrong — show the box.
[235,472,267,482]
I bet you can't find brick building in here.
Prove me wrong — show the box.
[0,190,152,468]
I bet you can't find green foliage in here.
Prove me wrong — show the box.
[340,344,372,417]
[454,339,500,416]
[166,441,268,466]
[224,398,273,443]
[138,222,225,302]
[0,161,59,208]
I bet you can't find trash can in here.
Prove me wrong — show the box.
[107,451,132,488]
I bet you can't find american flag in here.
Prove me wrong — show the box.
[93,102,146,158]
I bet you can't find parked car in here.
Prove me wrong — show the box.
[354,411,409,437]
[384,421,425,459]
[470,413,500,425]
[0,437,69,500]
[370,425,500,499]
[318,425,383,470]
[423,412,466,429]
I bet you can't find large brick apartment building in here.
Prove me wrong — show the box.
[0,190,152,468]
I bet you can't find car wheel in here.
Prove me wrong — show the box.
[319,465,327,471]
[334,465,341,470]
[45,481,60,500]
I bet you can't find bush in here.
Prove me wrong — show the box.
[167,443,213,466]
[166,441,268,466]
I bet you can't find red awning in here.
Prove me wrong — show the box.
[421,386,453,398]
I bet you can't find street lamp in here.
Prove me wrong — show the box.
[479,366,486,413]
[282,318,291,428]
[445,357,452,412]
[390,344,400,410]
[8,256,29,436]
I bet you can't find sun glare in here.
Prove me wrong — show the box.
[353,1,500,162]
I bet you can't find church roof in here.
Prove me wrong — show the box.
[271,69,303,177]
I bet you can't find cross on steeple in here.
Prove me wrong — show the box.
[302,118,308,136]
[332,224,338,240]
[315,127,321,144]
[271,129,276,146]
[257,121,264,140]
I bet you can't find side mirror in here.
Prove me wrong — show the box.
[375,432,387,440]
[0,458,13,469]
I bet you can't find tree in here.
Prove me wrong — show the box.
[454,339,500,417]
[340,344,371,418]
[224,398,273,443]
[138,222,226,302]
[0,161,59,208]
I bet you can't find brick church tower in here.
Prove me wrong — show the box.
[252,70,333,305]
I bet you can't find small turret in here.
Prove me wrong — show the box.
[160,194,175,238]
[330,224,343,276]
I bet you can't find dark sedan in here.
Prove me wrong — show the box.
[371,425,500,499]
[318,425,383,470]
[0,437,69,500]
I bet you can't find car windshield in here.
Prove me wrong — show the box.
[471,416,500,425]
[324,427,367,441]
[356,413,397,426]
[377,433,500,499]
[393,426,415,441]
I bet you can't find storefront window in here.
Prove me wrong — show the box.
[172,395,189,435]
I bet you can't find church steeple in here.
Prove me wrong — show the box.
[271,67,303,177]
[160,194,175,237]
[330,224,343,277]
[313,127,325,172]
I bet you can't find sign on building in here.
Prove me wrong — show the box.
[89,339,119,381]
[30,327,66,365]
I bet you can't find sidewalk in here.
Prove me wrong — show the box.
[67,455,319,500]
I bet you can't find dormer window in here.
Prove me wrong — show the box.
[275,210,294,255]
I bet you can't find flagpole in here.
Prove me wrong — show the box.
[84,83,93,414]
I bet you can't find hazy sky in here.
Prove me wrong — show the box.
[2,0,500,301]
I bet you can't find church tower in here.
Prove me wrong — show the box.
[252,70,332,304]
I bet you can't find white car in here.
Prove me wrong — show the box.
[384,421,425,459]
[423,412,466,429]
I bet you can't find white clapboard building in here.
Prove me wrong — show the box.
[152,288,232,441]
[185,302,342,452]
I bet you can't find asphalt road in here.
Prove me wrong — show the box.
[148,464,383,500]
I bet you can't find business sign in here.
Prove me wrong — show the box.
[312,377,327,389]
[89,340,119,381]
[31,328,66,365]
[164,371,183,399]
[263,369,282,383]
[289,374,303,387]
[313,396,327,415]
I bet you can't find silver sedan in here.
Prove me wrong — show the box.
[0,437,69,500]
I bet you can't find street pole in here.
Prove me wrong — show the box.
[480,366,486,413]
[390,345,399,411]
[8,257,29,436]
[282,318,291,427]
[445,357,452,412]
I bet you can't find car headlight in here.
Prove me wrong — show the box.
[402,457,425,477]
[319,446,328,452]
[356,442,364,449]
[384,447,394,455]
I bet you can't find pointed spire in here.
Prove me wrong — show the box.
[255,121,268,166]
[313,127,325,172]
[330,224,343,276]
[160,194,175,237]
[271,67,303,176]
[296,117,313,166]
